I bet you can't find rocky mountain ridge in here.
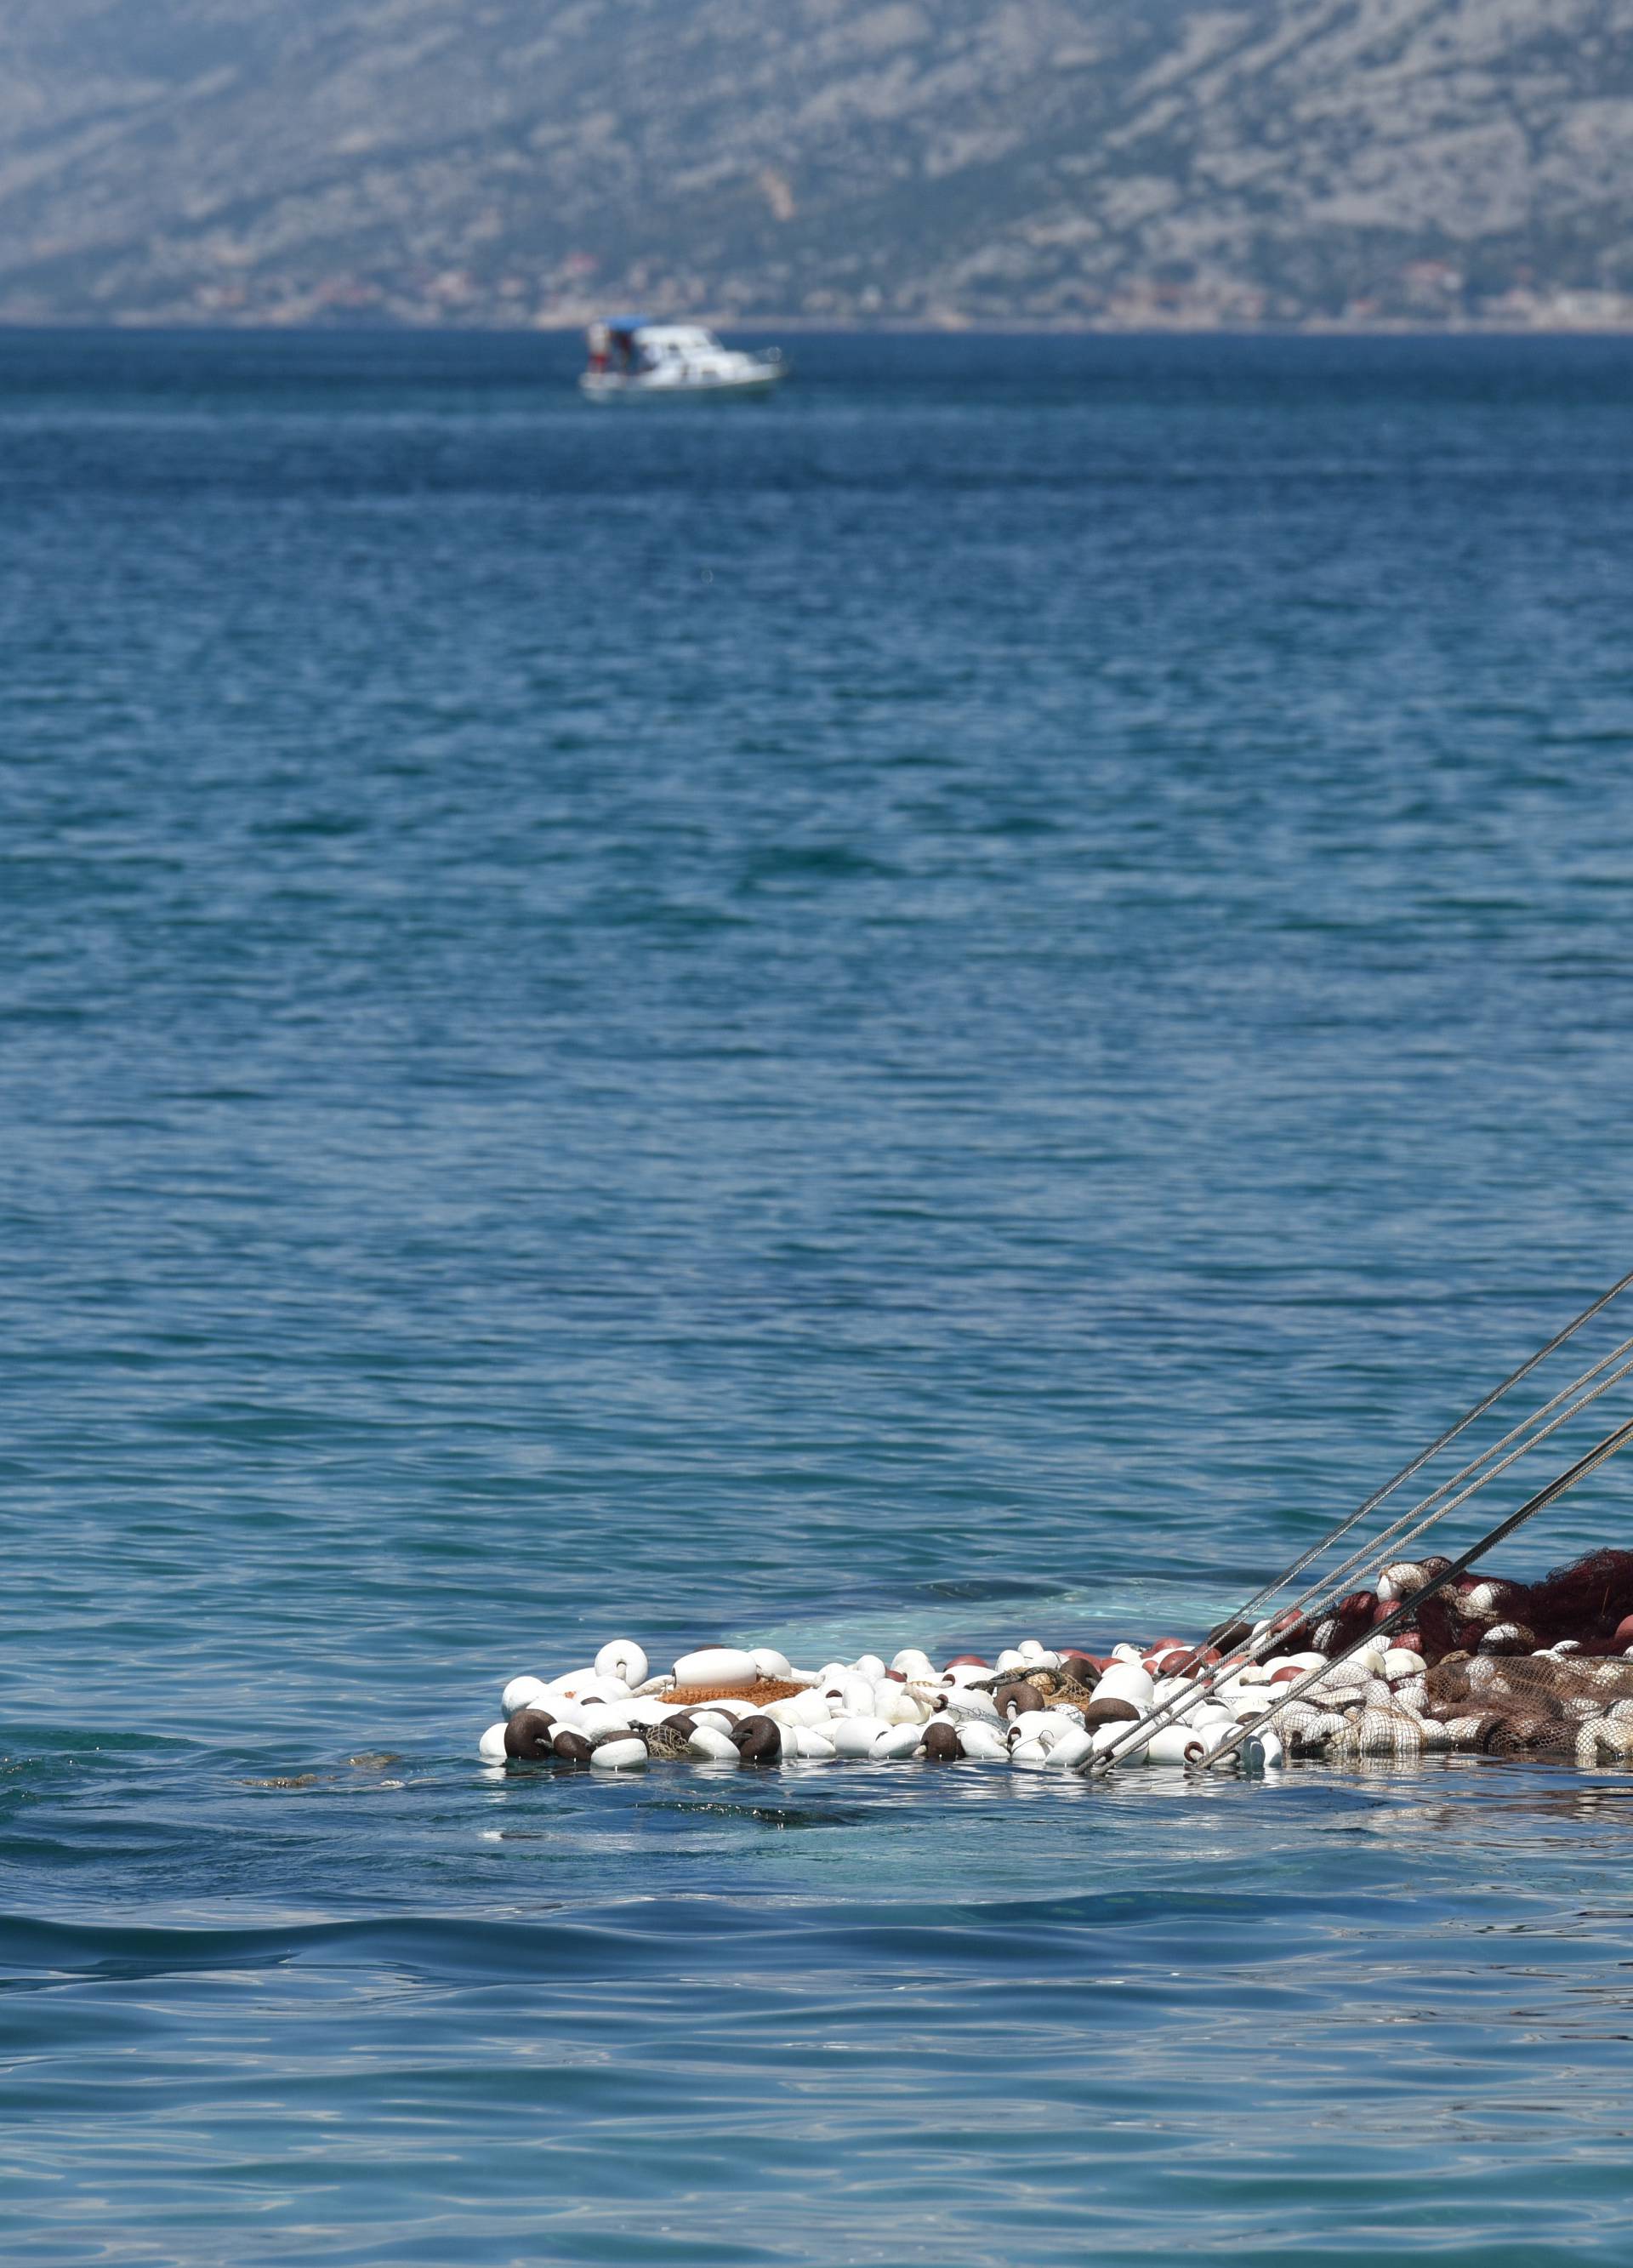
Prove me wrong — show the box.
[0,0,1630,328]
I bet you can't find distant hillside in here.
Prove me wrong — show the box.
[1,0,1631,328]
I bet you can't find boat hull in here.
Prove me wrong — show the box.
[579,368,785,403]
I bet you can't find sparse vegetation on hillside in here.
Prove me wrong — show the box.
[1,0,1631,327]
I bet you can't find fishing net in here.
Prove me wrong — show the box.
[1419,1651,1633,1758]
[1409,1549,1633,1661]
[666,1677,810,1707]
[1254,1551,1633,1768]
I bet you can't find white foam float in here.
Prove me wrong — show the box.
[589,1737,647,1772]
[673,1647,758,1690]
[686,1724,741,1762]
[481,1630,1510,1781]
[1046,1725,1095,1769]
[595,1641,648,1686]
[830,1716,889,1758]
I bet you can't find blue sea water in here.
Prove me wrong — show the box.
[4,326,1633,2264]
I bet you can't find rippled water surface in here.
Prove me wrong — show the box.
[5,328,1633,2263]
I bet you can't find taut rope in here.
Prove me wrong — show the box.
[1092,1274,1633,1775]
[1198,1405,1633,1774]
[1205,1268,1633,1647]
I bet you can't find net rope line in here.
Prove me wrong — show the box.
[1202,1268,1633,1649]
[1092,1336,1633,1774]
[1087,1280,1633,1775]
[1197,1405,1633,1775]
[1093,1332,1633,1772]
[1235,1332,1633,1655]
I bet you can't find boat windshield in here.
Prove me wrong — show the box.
[636,328,721,356]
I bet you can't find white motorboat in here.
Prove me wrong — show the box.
[579,320,787,402]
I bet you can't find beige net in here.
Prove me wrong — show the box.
[1420,1653,1633,1758]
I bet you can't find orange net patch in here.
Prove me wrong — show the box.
[667,1678,810,1707]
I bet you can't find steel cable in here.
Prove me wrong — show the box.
[1094,1342,1633,1775]
[1202,1268,1633,1648]
[1090,1295,1633,1775]
[1198,1406,1633,1775]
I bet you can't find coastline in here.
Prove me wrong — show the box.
[4,311,1633,339]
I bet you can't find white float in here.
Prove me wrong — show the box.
[593,1638,646,1684]
[673,1647,758,1690]
[589,1737,648,1771]
[686,1724,740,1762]
[830,1716,890,1758]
